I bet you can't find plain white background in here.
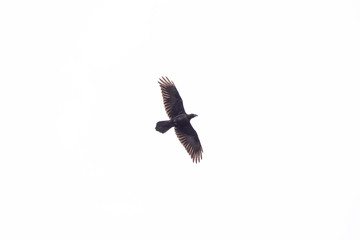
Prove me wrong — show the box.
[1,0,360,239]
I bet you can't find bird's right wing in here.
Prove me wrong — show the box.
[175,123,203,163]
[158,77,186,119]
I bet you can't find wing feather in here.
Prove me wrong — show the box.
[175,123,203,163]
[158,77,186,119]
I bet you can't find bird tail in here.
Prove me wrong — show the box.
[155,120,173,133]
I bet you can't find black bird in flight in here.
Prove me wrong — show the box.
[155,76,203,163]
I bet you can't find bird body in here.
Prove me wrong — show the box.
[155,113,197,133]
[172,113,197,127]
[155,77,203,163]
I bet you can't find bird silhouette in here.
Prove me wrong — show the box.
[155,77,203,163]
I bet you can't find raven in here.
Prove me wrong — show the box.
[155,77,203,163]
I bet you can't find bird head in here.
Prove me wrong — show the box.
[188,113,198,120]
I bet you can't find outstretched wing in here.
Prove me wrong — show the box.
[175,123,203,163]
[158,76,186,119]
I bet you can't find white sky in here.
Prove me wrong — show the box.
[1,0,360,239]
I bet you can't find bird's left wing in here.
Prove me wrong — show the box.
[175,123,203,163]
[158,77,186,119]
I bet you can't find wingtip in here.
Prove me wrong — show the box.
[192,155,202,164]
[158,76,174,86]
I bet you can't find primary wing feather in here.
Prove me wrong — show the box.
[158,77,186,119]
[175,123,203,163]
